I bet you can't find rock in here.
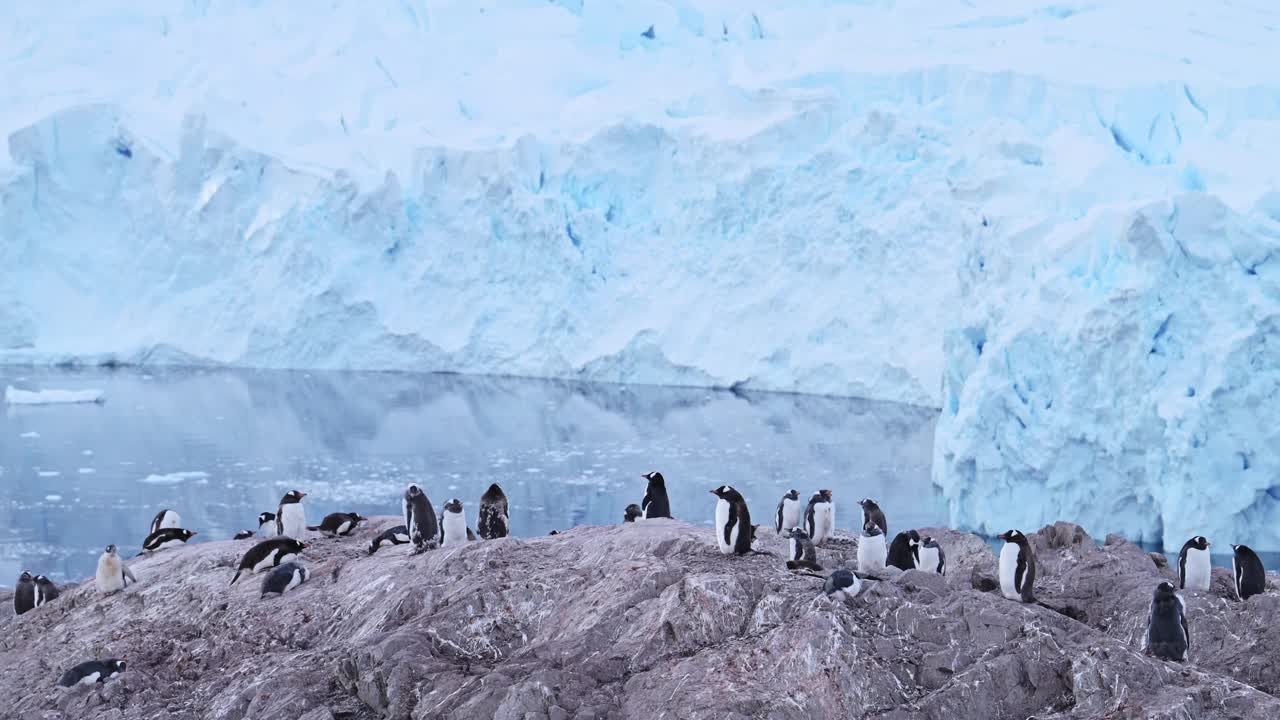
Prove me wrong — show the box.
[1,519,1278,719]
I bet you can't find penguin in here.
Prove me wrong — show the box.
[368,525,411,555]
[478,483,510,539]
[257,512,277,537]
[1177,536,1211,591]
[1232,544,1266,601]
[785,527,822,571]
[14,571,36,616]
[34,575,61,607]
[95,545,137,594]
[307,512,366,537]
[857,521,887,575]
[1145,581,1190,662]
[823,569,862,600]
[230,537,306,585]
[886,530,921,571]
[58,659,126,688]
[623,504,643,523]
[859,498,888,537]
[642,471,672,519]
[996,529,1036,602]
[918,536,946,575]
[804,489,835,546]
[710,485,753,555]
[260,562,309,599]
[140,527,197,554]
[439,499,471,546]
[149,509,181,535]
[275,490,307,538]
[403,484,439,553]
[775,489,801,535]
[233,530,255,540]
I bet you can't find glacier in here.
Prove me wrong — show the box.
[3,1,1280,548]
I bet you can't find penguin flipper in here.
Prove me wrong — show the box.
[230,570,243,586]
[122,564,137,583]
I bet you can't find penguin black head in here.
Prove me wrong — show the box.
[444,499,463,513]
[814,489,833,503]
[258,512,275,526]
[105,544,118,556]
[623,504,643,522]
[786,527,810,540]
[859,498,880,510]
[862,520,884,537]
[177,529,198,540]
[351,513,367,522]
[19,571,33,583]
[1188,536,1210,551]
[643,471,665,486]
[111,659,127,673]
[406,484,423,497]
[922,536,940,548]
[996,529,1025,544]
[285,538,308,551]
[234,530,254,540]
[1154,580,1177,597]
[281,490,306,504]
[710,485,737,500]
[907,529,922,545]
[784,489,799,501]
[549,530,559,536]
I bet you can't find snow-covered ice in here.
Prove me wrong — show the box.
[138,471,210,485]
[19,431,39,438]
[5,386,106,405]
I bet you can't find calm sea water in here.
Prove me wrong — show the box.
[1,368,940,583]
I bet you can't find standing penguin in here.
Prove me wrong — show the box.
[917,536,946,575]
[478,483,510,539]
[260,562,309,599]
[257,512,277,537]
[58,659,126,688]
[886,530,921,571]
[140,528,197,554]
[1145,581,1190,662]
[642,471,672,519]
[823,569,862,601]
[95,545,137,594]
[403,484,439,553]
[859,498,888,537]
[785,527,822,571]
[1177,536,1212,591]
[710,485,754,555]
[775,489,801,535]
[804,489,835,546]
[996,530,1036,602]
[34,575,61,606]
[14,571,36,616]
[368,525,411,555]
[307,512,366,537]
[149,509,181,535]
[857,521,887,574]
[275,490,308,538]
[623,504,643,522]
[439,499,472,546]
[230,537,307,585]
[1232,544,1266,601]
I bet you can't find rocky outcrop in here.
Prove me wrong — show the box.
[2,519,1278,719]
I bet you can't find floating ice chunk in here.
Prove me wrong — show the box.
[139,471,210,485]
[5,387,105,405]
[78,468,96,474]
[37,470,60,477]
[19,431,39,438]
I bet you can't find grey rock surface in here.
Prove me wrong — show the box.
[2,518,1278,719]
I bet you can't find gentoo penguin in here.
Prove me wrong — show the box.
[642,471,672,519]
[804,489,835,546]
[403,484,439,553]
[149,509,181,535]
[857,521,887,574]
[859,498,888,537]
[1145,581,1190,662]
[775,489,801,535]
[275,490,308,538]
[230,537,306,585]
[233,530,255,540]
[623,504,643,523]
[478,483,510,539]
[997,529,1036,602]
[918,536,946,575]
[823,569,862,600]
[1232,544,1266,601]
[439,499,471,546]
[1177,536,1211,591]
[58,659,126,688]
[14,571,36,615]
[307,512,366,537]
[257,512,277,537]
[260,562,309,599]
[95,545,137,594]
[886,530,921,571]
[711,485,754,555]
[34,575,61,606]
[368,525,411,555]
[785,527,822,571]
[140,528,197,554]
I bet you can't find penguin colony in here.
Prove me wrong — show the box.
[10,470,1272,690]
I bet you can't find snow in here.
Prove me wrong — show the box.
[5,386,106,405]
[139,471,210,485]
[19,431,40,438]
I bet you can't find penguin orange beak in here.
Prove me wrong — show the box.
[298,492,308,498]
[190,531,198,536]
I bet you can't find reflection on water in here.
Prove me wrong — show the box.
[1,368,940,582]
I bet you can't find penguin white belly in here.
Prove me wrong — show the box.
[918,546,940,574]
[259,522,276,538]
[789,537,799,561]
[779,500,801,534]
[279,504,306,538]
[253,549,280,573]
[394,531,410,543]
[96,560,124,593]
[336,520,353,535]
[857,534,886,573]
[999,542,1020,600]
[810,503,835,545]
[285,571,305,593]
[441,512,468,546]
[159,511,181,530]
[1183,548,1211,591]
[714,499,733,554]
[79,672,101,686]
